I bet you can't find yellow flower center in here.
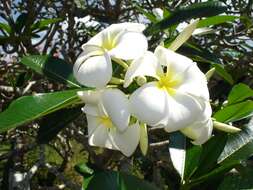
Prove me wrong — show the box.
[99,116,114,129]
[102,33,117,51]
[157,69,181,95]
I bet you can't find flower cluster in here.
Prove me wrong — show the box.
[73,22,213,156]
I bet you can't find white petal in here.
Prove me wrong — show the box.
[74,45,105,76]
[181,118,213,145]
[82,104,100,116]
[86,115,100,136]
[77,90,103,104]
[124,51,162,87]
[164,91,203,132]
[74,53,112,88]
[86,23,146,47]
[109,122,140,157]
[129,82,169,126]
[101,89,130,132]
[109,31,148,60]
[154,46,193,73]
[169,19,199,51]
[88,124,117,150]
[177,63,210,100]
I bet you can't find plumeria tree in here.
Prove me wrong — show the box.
[0,0,253,190]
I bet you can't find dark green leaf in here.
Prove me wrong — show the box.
[168,132,186,179]
[227,83,253,105]
[0,23,11,34]
[37,106,82,143]
[0,89,83,133]
[134,4,157,23]
[197,15,239,28]
[83,171,159,190]
[144,1,227,35]
[214,100,253,123]
[218,124,253,164]
[212,63,234,85]
[184,144,202,180]
[218,168,253,190]
[21,55,80,87]
[189,160,240,187]
[193,133,228,177]
[15,13,28,33]
[31,18,62,31]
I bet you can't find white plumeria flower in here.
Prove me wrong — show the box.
[78,88,140,157]
[73,23,148,88]
[181,102,213,145]
[124,46,211,136]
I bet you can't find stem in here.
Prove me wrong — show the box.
[112,57,129,70]
[109,77,124,85]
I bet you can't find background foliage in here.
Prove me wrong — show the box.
[0,0,253,190]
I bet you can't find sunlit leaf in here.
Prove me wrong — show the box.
[21,55,80,87]
[0,89,84,132]
[227,83,253,105]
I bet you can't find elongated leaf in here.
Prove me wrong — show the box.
[0,23,11,34]
[21,55,80,87]
[214,100,253,123]
[218,169,253,190]
[227,83,253,105]
[15,13,28,33]
[197,15,239,28]
[31,18,62,31]
[218,124,253,164]
[37,106,82,143]
[83,171,158,190]
[0,89,83,133]
[212,63,234,85]
[193,133,228,177]
[144,1,226,35]
[168,132,186,179]
[189,160,240,187]
[183,144,202,180]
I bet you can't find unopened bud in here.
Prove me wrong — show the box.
[140,123,148,156]
[136,76,147,86]
[205,67,215,81]
[213,120,241,133]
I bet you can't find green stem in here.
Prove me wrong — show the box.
[112,57,129,70]
[109,77,124,85]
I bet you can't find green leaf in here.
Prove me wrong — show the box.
[214,100,253,123]
[144,1,227,35]
[31,18,62,31]
[212,63,234,85]
[227,83,253,105]
[37,106,82,144]
[83,171,159,190]
[218,124,253,164]
[134,4,157,23]
[168,132,186,179]
[21,55,80,88]
[189,160,240,187]
[193,133,228,177]
[197,15,239,28]
[0,23,11,34]
[184,144,202,180]
[218,168,253,190]
[15,13,28,33]
[75,162,94,177]
[0,89,83,133]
